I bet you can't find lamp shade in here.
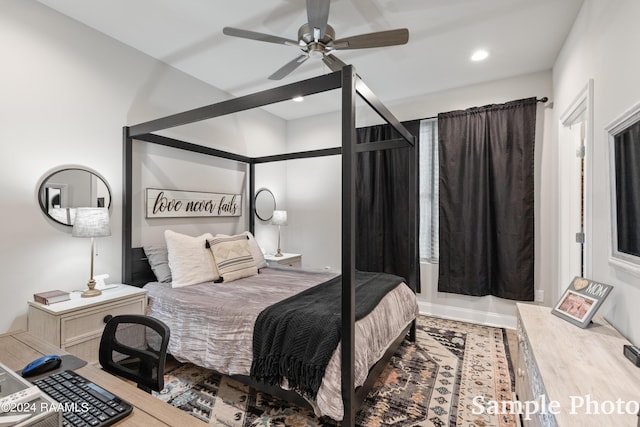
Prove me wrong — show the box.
[272,210,288,226]
[72,208,111,238]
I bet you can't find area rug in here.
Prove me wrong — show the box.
[153,315,517,426]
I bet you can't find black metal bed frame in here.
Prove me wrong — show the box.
[122,65,417,426]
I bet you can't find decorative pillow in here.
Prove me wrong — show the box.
[242,231,268,269]
[215,231,268,269]
[164,230,218,288]
[208,234,258,282]
[143,245,172,283]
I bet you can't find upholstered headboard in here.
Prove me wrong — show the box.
[130,247,157,288]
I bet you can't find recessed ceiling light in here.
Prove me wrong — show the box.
[292,96,304,102]
[471,49,489,62]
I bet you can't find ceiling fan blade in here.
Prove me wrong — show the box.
[322,54,348,72]
[333,28,409,50]
[223,27,297,46]
[306,0,330,39]
[269,55,309,80]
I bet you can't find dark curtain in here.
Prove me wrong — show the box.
[438,98,536,300]
[355,120,421,293]
[614,120,640,257]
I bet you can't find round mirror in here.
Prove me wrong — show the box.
[254,188,276,221]
[38,167,112,226]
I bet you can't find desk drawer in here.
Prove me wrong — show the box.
[61,298,145,345]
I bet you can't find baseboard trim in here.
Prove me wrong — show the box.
[417,301,517,329]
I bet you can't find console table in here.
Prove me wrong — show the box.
[516,303,640,427]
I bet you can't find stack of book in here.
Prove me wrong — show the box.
[33,290,70,305]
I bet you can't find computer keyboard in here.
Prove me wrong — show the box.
[32,370,132,427]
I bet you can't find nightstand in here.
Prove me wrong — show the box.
[264,253,302,268]
[27,284,147,364]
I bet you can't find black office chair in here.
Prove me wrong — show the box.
[98,314,170,393]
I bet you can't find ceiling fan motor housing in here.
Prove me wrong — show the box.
[299,23,335,45]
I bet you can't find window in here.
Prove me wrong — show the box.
[419,118,439,262]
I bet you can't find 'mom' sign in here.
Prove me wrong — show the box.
[146,188,242,218]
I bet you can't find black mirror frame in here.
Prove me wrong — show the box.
[38,166,112,227]
[254,188,276,221]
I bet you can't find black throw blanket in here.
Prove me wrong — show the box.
[250,271,405,399]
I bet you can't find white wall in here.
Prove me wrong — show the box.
[553,0,640,344]
[286,71,553,327]
[0,1,285,333]
[284,114,342,270]
[6,0,639,342]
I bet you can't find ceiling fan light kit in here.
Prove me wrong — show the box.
[222,0,409,80]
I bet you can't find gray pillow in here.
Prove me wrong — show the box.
[143,245,172,283]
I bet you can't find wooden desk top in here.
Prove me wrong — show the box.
[0,330,204,426]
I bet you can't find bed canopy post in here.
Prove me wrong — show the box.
[122,126,133,285]
[249,162,255,235]
[120,68,417,425]
[341,65,357,427]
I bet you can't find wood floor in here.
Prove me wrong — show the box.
[505,327,523,427]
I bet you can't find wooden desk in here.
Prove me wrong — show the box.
[0,330,204,426]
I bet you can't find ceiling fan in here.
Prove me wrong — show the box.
[222,0,409,80]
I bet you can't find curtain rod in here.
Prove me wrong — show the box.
[417,96,550,121]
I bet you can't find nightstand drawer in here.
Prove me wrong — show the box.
[64,338,102,364]
[265,253,302,268]
[61,298,145,345]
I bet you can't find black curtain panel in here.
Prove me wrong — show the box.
[437,98,536,300]
[356,120,421,293]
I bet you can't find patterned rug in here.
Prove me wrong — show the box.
[153,315,517,426]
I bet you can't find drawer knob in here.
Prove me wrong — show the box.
[103,314,113,324]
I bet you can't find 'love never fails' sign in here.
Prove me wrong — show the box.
[146,188,242,218]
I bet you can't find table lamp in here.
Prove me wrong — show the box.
[272,210,288,257]
[72,207,111,297]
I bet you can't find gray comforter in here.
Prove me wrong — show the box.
[144,266,418,421]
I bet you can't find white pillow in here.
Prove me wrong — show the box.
[208,234,258,282]
[214,231,267,269]
[164,230,218,288]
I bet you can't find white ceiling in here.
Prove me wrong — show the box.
[37,0,584,120]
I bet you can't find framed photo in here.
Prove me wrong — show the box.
[552,277,613,328]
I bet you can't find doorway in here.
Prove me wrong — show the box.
[558,80,594,299]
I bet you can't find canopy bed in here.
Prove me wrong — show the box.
[122,65,418,426]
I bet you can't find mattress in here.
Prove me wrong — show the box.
[143,266,418,420]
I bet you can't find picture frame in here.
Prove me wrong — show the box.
[552,276,613,328]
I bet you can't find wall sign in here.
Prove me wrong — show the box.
[146,188,242,218]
